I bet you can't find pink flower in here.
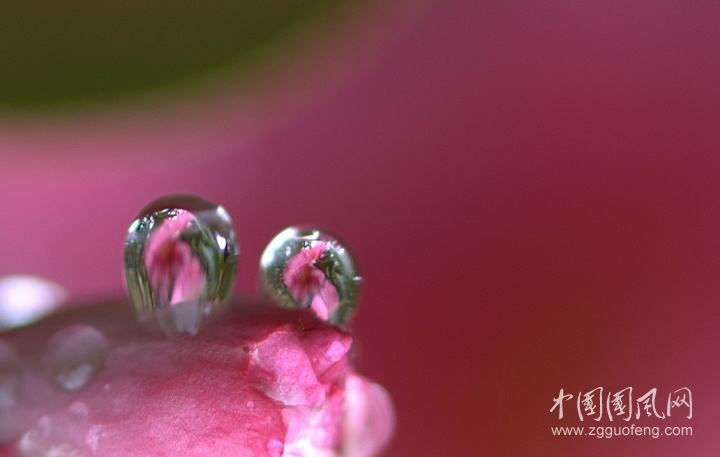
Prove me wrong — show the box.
[144,211,204,306]
[283,244,339,321]
[4,302,394,456]
[342,373,396,457]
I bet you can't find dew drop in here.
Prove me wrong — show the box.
[85,425,103,453]
[46,443,85,457]
[266,438,284,457]
[124,194,239,336]
[17,417,49,456]
[43,326,107,392]
[18,416,86,457]
[260,227,360,325]
[67,402,89,422]
[325,340,348,363]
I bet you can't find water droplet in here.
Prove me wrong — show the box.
[0,275,66,331]
[266,438,284,457]
[44,326,107,392]
[18,416,86,457]
[85,425,103,453]
[124,194,239,336]
[325,340,347,363]
[17,416,50,456]
[260,227,359,324]
[0,341,19,409]
[67,402,89,421]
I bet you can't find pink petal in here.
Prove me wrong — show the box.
[143,212,205,306]
[2,301,394,456]
[342,373,396,457]
[310,279,340,321]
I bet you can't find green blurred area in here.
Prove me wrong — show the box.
[0,0,351,111]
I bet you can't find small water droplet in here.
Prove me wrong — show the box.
[44,326,107,392]
[325,340,347,363]
[18,413,90,457]
[85,425,103,453]
[124,194,239,336]
[17,416,51,456]
[67,402,89,421]
[19,419,85,457]
[266,438,284,457]
[47,443,85,457]
[260,227,360,324]
[245,400,255,409]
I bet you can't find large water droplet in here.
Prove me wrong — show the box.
[44,325,107,392]
[124,194,239,336]
[260,227,360,324]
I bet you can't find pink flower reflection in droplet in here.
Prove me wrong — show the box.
[144,211,204,306]
[283,244,340,321]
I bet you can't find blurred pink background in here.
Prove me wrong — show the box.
[1,0,720,455]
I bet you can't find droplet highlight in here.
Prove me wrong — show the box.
[260,227,360,324]
[266,438,284,457]
[124,194,239,336]
[43,325,107,392]
[85,425,103,453]
[0,275,66,331]
[67,402,89,422]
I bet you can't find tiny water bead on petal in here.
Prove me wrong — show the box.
[43,325,108,392]
[260,227,360,325]
[124,194,239,336]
